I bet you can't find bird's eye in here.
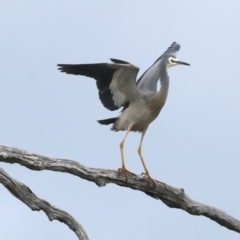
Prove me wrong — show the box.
[170,59,175,64]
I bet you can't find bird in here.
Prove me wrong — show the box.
[57,42,190,184]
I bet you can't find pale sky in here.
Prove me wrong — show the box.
[1,1,240,240]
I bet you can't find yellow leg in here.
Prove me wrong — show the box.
[118,123,135,180]
[138,128,155,184]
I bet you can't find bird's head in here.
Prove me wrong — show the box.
[155,42,190,70]
[166,56,190,69]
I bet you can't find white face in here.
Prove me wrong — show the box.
[167,57,178,68]
[167,57,190,68]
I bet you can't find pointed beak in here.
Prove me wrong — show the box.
[175,60,190,66]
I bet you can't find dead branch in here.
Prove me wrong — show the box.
[0,166,89,240]
[0,145,239,234]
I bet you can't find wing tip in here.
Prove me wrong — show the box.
[110,58,130,64]
[57,64,70,73]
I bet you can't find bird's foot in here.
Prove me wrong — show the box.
[118,167,136,182]
[141,171,156,185]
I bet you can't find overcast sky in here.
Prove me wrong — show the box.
[1,1,240,240]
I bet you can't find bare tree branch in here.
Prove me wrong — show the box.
[0,166,89,240]
[0,145,240,234]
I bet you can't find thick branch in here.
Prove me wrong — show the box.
[0,167,89,240]
[0,145,240,234]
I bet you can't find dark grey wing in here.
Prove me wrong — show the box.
[58,63,119,110]
[110,59,130,64]
[137,42,180,85]
[58,59,131,111]
[109,64,141,108]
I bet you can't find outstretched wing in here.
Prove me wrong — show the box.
[57,59,140,111]
[109,64,141,107]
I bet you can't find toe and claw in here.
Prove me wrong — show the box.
[118,166,135,182]
[117,166,155,185]
[141,171,155,185]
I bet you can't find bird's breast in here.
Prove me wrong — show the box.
[146,93,167,120]
[114,102,154,132]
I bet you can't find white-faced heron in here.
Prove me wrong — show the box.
[57,42,190,183]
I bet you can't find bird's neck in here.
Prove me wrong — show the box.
[146,70,169,120]
[158,68,169,99]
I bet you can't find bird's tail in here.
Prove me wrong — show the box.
[97,117,118,125]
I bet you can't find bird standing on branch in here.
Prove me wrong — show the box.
[57,42,190,184]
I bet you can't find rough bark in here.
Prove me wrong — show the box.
[0,167,89,240]
[0,145,240,236]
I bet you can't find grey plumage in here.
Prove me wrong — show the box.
[57,42,190,183]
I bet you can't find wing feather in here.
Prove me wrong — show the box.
[110,64,141,107]
[58,63,119,110]
[57,61,141,110]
